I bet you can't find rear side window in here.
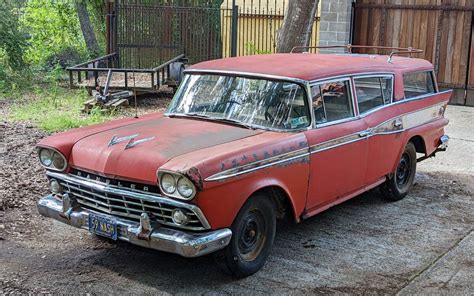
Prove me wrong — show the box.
[311,80,354,124]
[403,71,435,98]
[354,76,393,114]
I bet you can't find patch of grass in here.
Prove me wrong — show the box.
[9,87,114,133]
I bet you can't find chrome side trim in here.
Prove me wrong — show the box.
[205,100,446,181]
[46,171,211,230]
[205,147,310,181]
[310,101,446,153]
[37,194,232,258]
[310,132,365,154]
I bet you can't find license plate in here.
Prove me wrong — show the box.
[88,213,117,240]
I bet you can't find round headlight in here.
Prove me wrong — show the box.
[172,209,189,225]
[52,152,66,170]
[177,177,195,198]
[160,173,176,194]
[39,149,52,167]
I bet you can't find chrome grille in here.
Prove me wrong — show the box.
[48,172,209,231]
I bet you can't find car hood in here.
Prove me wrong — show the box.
[69,116,262,184]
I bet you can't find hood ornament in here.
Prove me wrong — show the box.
[109,134,139,146]
[108,134,155,149]
[125,136,155,149]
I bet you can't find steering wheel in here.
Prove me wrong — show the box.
[213,100,242,112]
[265,109,275,123]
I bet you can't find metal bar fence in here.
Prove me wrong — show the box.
[220,0,320,58]
[106,0,320,67]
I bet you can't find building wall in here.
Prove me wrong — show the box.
[318,0,353,52]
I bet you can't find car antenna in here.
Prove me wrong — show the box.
[133,70,138,119]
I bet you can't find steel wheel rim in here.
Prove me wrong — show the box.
[238,209,266,262]
[396,152,411,188]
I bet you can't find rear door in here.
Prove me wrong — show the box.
[353,74,399,184]
[304,77,369,211]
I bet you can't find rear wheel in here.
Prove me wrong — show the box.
[215,194,276,278]
[380,142,417,201]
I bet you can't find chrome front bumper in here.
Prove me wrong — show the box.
[37,194,232,257]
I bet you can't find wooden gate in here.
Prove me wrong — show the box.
[352,0,474,106]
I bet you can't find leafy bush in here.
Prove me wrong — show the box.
[20,0,88,68]
[45,47,83,69]
[0,1,27,71]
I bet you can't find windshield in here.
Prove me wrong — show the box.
[167,74,311,130]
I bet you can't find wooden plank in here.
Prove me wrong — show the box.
[444,10,457,84]
[437,9,450,85]
[469,13,474,87]
[391,0,402,48]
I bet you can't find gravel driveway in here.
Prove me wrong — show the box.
[1,105,473,295]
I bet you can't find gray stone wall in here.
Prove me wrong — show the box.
[318,0,353,52]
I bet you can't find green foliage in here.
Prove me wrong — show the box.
[244,42,272,55]
[9,86,114,132]
[21,0,88,67]
[0,0,27,70]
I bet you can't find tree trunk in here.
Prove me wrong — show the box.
[76,1,100,57]
[276,0,319,53]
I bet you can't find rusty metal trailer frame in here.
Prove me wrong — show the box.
[66,53,187,92]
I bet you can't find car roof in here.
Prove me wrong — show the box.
[188,53,434,82]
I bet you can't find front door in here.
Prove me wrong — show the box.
[304,78,369,211]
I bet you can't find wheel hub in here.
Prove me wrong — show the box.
[396,153,411,187]
[238,210,266,262]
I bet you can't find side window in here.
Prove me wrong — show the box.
[403,71,436,99]
[311,80,354,124]
[354,76,393,114]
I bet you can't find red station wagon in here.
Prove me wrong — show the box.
[37,47,451,277]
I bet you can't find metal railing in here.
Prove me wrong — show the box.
[66,54,187,91]
[290,44,424,62]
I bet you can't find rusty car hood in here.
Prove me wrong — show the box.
[68,116,263,183]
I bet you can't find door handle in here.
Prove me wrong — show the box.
[359,130,371,137]
[394,118,403,128]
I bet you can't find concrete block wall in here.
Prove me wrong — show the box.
[318,0,353,52]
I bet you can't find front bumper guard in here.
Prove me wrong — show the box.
[37,194,232,258]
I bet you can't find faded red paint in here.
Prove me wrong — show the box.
[37,54,451,230]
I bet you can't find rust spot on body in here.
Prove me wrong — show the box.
[184,167,204,191]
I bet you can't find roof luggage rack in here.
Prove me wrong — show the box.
[290,44,423,63]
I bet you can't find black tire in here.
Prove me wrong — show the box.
[380,141,417,201]
[214,194,276,278]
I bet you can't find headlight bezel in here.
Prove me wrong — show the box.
[37,147,68,172]
[157,170,197,200]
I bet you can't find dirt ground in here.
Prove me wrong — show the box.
[1,100,473,295]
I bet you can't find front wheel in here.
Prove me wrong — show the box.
[380,141,417,201]
[214,194,276,278]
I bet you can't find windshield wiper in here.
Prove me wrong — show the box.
[168,113,211,119]
[169,113,255,130]
[212,117,256,130]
